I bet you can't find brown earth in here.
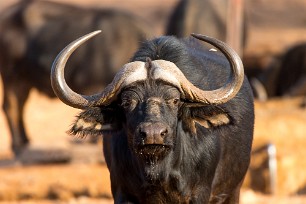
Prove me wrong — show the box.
[1,0,306,203]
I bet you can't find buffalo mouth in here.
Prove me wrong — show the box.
[136,144,171,158]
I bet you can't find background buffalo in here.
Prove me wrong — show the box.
[0,0,153,155]
[256,43,306,103]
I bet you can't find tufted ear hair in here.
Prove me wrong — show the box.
[69,105,124,138]
[180,104,231,135]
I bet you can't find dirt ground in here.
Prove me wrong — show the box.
[1,0,306,203]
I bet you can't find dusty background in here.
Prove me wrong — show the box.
[1,0,306,203]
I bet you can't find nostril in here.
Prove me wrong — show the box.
[139,129,147,138]
[160,129,168,137]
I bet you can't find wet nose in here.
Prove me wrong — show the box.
[138,122,168,145]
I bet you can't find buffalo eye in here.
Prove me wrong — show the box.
[173,98,180,105]
[166,98,180,106]
[120,90,141,111]
[121,98,138,111]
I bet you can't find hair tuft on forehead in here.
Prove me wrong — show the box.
[145,57,152,70]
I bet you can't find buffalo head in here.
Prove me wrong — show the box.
[51,30,244,161]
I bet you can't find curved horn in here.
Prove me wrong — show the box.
[51,30,147,109]
[189,33,245,104]
[51,30,102,109]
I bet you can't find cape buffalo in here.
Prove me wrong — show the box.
[166,0,247,47]
[51,31,254,203]
[260,43,306,98]
[0,0,152,155]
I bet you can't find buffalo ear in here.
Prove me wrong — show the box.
[69,106,124,137]
[181,104,231,134]
[193,112,230,128]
